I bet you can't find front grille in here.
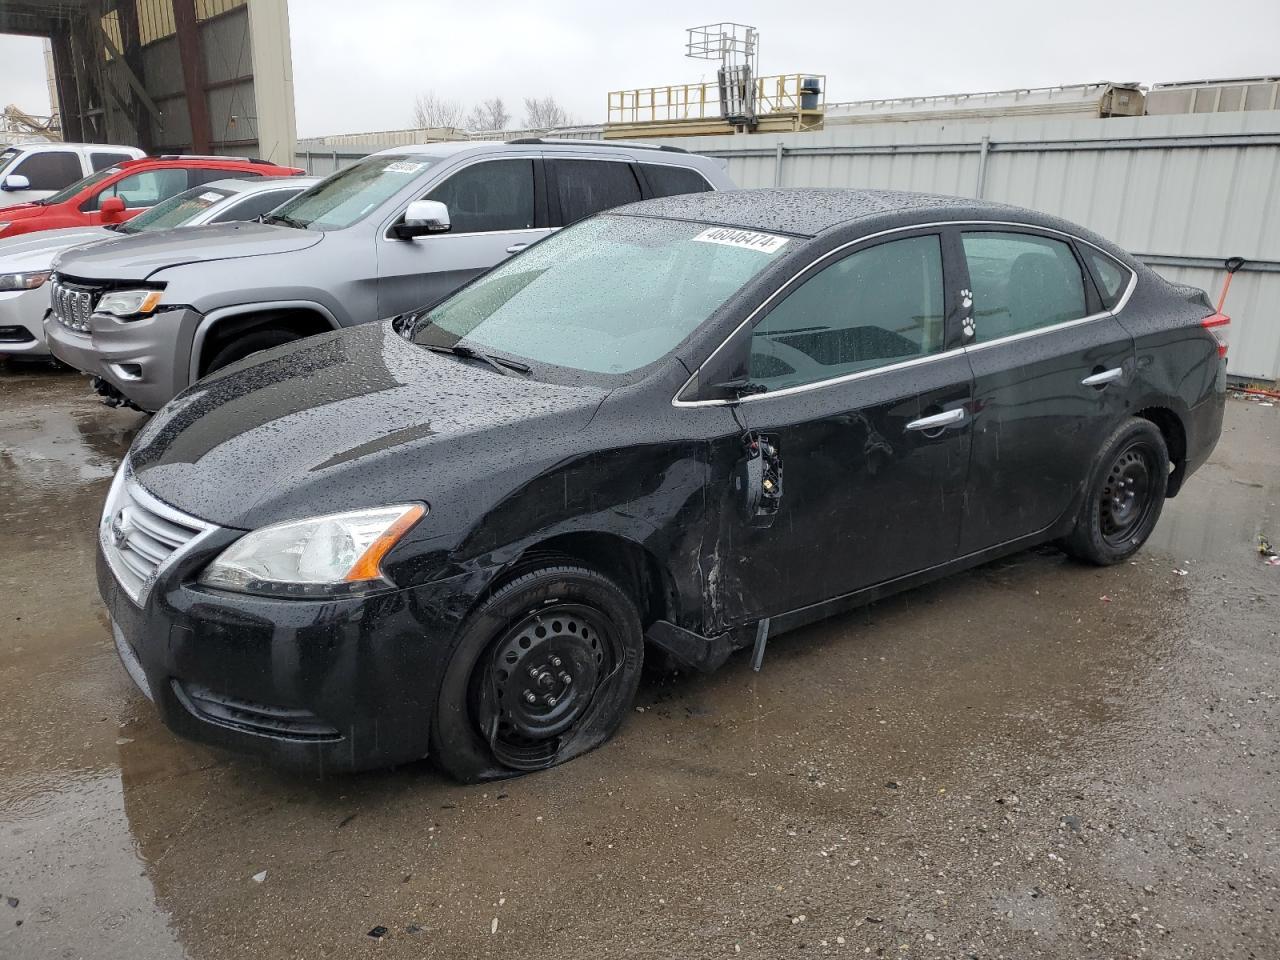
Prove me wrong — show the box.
[176,681,341,740]
[100,466,216,605]
[50,278,101,334]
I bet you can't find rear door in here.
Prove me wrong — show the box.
[711,229,975,623]
[376,156,547,317]
[957,226,1135,554]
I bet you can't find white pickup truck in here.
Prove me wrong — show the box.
[0,142,145,208]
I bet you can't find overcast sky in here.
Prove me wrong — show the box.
[2,0,1278,138]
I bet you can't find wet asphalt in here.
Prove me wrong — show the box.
[1,362,1277,960]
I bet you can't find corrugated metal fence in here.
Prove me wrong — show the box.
[296,110,1280,380]
[660,111,1280,381]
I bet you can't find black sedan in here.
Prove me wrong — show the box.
[100,189,1228,779]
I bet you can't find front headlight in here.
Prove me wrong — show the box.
[199,504,426,597]
[94,288,165,319]
[0,270,50,291]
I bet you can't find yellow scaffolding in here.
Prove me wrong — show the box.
[606,74,825,138]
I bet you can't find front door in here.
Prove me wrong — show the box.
[710,231,975,625]
[956,227,1136,553]
[376,157,549,317]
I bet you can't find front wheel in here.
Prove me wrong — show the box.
[1061,417,1169,565]
[430,565,644,782]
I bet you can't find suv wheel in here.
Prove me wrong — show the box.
[431,565,644,782]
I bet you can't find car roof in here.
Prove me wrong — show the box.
[198,176,319,194]
[369,139,705,162]
[612,188,1028,239]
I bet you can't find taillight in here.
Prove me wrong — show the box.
[1202,313,1230,358]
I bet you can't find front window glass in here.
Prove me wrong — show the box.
[90,168,190,211]
[117,186,233,233]
[425,159,534,233]
[12,150,82,191]
[271,154,438,230]
[962,231,1087,341]
[0,148,21,176]
[410,215,790,375]
[749,235,945,391]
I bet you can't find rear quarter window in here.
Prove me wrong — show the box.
[641,163,713,198]
[1081,247,1132,310]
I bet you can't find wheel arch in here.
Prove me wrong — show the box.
[477,531,677,631]
[189,301,342,380]
[1135,404,1188,496]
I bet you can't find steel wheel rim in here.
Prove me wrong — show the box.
[1099,440,1155,546]
[471,603,618,769]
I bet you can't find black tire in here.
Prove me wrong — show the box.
[204,329,302,374]
[430,565,644,782]
[1061,417,1169,566]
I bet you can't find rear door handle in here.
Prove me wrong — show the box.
[1081,367,1124,387]
[505,242,530,254]
[905,408,967,432]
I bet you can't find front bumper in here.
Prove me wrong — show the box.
[100,541,474,774]
[0,287,52,356]
[44,306,202,412]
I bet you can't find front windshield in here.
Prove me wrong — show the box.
[118,186,234,233]
[39,166,120,205]
[410,215,792,375]
[0,148,19,177]
[268,154,437,230]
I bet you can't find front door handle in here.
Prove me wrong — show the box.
[905,407,967,432]
[505,242,530,254]
[1081,367,1124,387]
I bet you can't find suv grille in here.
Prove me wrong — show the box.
[100,466,216,605]
[51,278,101,333]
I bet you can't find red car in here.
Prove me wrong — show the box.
[0,155,305,238]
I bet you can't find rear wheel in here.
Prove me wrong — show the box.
[1061,417,1169,565]
[431,565,644,782]
[204,328,301,374]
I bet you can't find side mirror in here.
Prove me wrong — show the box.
[100,196,127,220]
[392,199,450,240]
[2,174,30,191]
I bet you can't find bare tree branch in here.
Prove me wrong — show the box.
[465,97,511,132]
[522,96,573,130]
[412,91,466,130]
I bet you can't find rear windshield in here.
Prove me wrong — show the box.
[409,214,791,377]
[118,186,235,234]
[268,154,438,230]
[39,166,121,205]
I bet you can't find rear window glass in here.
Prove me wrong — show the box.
[961,231,1088,342]
[550,159,642,225]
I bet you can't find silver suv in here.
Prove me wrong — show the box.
[44,139,732,411]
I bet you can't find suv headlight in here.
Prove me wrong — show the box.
[94,288,165,319]
[199,504,426,597]
[0,270,50,291]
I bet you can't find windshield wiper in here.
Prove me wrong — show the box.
[262,213,307,230]
[426,342,530,377]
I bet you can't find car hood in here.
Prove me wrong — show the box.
[127,321,609,529]
[0,202,49,222]
[53,221,324,282]
[0,226,114,270]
